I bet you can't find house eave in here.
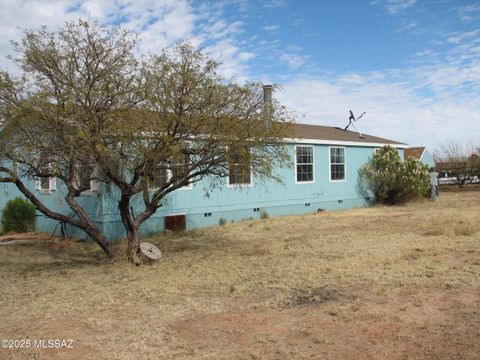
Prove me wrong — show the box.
[284,138,408,148]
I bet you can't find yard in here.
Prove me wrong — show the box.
[0,191,479,359]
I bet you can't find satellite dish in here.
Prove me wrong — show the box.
[140,242,162,261]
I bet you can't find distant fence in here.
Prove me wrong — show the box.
[438,183,480,192]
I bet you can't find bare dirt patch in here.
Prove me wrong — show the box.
[0,191,479,359]
[173,286,479,359]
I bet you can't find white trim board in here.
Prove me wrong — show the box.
[284,138,408,149]
[419,147,426,161]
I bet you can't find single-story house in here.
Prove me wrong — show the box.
[1,120,407,240]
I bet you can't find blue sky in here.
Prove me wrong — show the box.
[0,0,479,151]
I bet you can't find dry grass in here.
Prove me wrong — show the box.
[0,192,479,359]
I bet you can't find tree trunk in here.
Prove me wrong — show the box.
[126,227,142,265]
[118,194,143,264]
[64,191,116,260]
[86,227,116,259]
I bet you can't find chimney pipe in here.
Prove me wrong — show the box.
[263,84,273,105]
[263,85,273,127]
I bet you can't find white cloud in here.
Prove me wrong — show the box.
[0,0,78,69]
[0,0,477,152]
[447,29,480,45]
[203,40,253,81]
[457,4,480,22]
[301,32,318,38]
[0,0,199,68]
[201,20,244,41]
[76,0,115,20]
[372,0,417,15]
[0,0,255,79]
[263,24,280,32]
[277,65,480,150]
[355,3,480,148]
[263,0,286,9]
[280,53,307,69]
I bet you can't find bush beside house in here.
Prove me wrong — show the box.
[1,197,36,233]
[361,146,429,204]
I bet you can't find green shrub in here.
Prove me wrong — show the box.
[260,210,269,219]
[219,217,227,226]
[360,146,429,204]
[1,197,36,233]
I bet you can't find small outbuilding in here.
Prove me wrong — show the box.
[404,147,435,169]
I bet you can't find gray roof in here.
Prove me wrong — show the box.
[291,123,406,145]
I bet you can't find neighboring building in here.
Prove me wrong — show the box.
[0,123,406,240]
[435,156,480,185]
[404,146,435,169]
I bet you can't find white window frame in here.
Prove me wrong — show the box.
[74,165,100,196]
[35,161,56,194]
[75,179,100,196]
[226,147,253,188]
[171,155,193,191]
[329,146,346,182]
[35,175,56,194]
[146,163,169,192]
[226,168,253,188]
[295,145,315,184]
[147,163,193,192]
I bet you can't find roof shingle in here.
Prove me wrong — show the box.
[404,147,425,160]
[291,123,405,145]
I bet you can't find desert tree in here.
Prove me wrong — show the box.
[0,21,292,264]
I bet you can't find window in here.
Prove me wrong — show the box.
[35,157,56,193]
[144,160,168,190]
[171,153,192,189]
[39,177,52,190]
[144,150,193,191]
[330,147,345,181]
[295,145,314,183]
[75,163,99,194]
[79,179,91,192]
[228,148,252,186]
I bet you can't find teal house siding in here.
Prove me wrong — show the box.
[1,124,406,240]
[92,142,405,240]
[420,149,435,169]
[0,174,100,238]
